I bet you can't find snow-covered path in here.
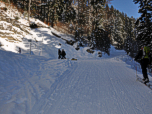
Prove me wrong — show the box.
[29,59,152,114]
[1,3,152,113]
[0,49,152,114]
[0,25,152,113]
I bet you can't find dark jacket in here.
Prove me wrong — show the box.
[135,49,150,64]
[62,50,66,57]
[58,49,61,55]
[135,49,143,62]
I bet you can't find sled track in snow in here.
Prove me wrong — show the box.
[1,57,152,114]
[29,59,152,114]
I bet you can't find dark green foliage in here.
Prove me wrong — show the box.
[122,0,152,58]
[10,0,145,56]
[15,16,20,21]
[48,0,76,24]
[2,0,7,3]
[133,0,152,47]
[88,0,111,55]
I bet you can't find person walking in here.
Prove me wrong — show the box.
[58,49,61,59]
[61,49,66,59]
[19,47,21,54]
[135,46,150,83]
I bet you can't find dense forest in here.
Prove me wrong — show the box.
[2,0,152,56]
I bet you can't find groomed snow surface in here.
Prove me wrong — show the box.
[0,27,152,114]
[1,1,152,114]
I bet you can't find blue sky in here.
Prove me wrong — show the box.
[109,0,141,19]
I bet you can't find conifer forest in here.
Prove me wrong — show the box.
[1,0,152,57]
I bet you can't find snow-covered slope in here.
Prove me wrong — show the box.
[0,44,152,114]
[0,2,49,53]
[0,2,101,59]
[0,2,152,114]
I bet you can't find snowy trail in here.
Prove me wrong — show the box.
[0,50,152,114]
[0,47,152,114]
[29,58,152,114]
[0,4,152,113]
[0,51,73,114]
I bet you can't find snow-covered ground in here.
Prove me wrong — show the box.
[0,26,152,114]
[0,39,152,114]
[0,2,152,114]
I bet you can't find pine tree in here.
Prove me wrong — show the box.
[113,13,124,49]
[75,0,89,42]
[89,0,105,47]
[124,15,130,53]
[48,0,76,27]
[133,0,152,46]
[110,5,114,13]
[90,0,106,30]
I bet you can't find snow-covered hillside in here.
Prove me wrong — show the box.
[0,2,152,114]
[0,42,152,114]
[0,2,100,59]
[0,2,49,53]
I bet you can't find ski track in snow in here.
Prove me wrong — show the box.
[1,3,152,113]
[0,35,152,114]
[1,52,152,114]
[8,58,150,114]
[0,18,152,113]
[0,51,74,114]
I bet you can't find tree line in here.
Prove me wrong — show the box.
[2,0,151,57]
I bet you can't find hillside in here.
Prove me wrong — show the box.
[0,1,107,60]
[0,39,152,114]
[0,1,152,114]
[0,1,49,53]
